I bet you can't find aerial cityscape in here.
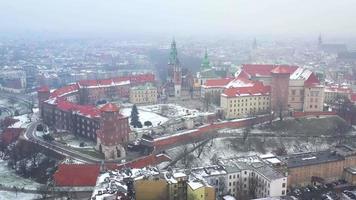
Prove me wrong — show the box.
[1,0,356,200]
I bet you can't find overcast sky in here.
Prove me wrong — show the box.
[1,0,355,38]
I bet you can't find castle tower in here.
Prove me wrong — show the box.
[37,86,50,118]
[96,103,130,160]
[168,39,182,97]
[270,66,291,118]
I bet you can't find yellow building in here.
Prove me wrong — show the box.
[220,84,271,119]
[134,176,168,200]
[187,180,216,200]
[166,172,188,200]
[129,84,157,104]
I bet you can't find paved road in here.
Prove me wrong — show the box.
[24,121,103,163]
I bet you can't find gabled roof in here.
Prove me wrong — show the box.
[304,72,321,86]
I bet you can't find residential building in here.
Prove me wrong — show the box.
[187,180,215,200]
[286,145,356,187]
[134,174,168,200]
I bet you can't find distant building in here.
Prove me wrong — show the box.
[129,83,158,104]
[318,34,348,54]
[0,70,27,93]
[324,84,352,103]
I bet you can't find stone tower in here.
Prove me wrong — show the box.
[37,86,50,118]
[96,103,130,160]
[270,66,290,118]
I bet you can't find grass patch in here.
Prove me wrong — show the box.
[68,147,105,160]
[264,116,350,136]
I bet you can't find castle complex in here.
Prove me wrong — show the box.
[37,74,155,159]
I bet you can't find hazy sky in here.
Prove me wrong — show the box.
[1,0,355,38]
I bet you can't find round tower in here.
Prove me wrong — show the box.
[96,103,130,160]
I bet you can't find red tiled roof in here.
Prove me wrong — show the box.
[50,84,79,98]
[242,64,298,77]
[222,83,271,97]
[56,99,101,118]
[203,78,234,88]
[1,128,24,146]
[100,103,119,112]
[304,73,321,86]
[53,164,100,187]
[37,86,50,92]
[352,93,356,102]
[54,154,171,187]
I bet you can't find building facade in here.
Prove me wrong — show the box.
[129,83,158,104]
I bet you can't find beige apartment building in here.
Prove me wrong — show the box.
[220,84,271,119]
[129,84,158,104]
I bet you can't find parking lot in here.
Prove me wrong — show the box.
[288,180,356,200]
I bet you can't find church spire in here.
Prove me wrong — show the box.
[169,38,179,65]
[201,48,210,70]
[252,38,257,50]
[318,33,323,47]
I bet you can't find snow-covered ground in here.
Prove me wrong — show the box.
[55,133,96,149]
[121,107,169,127]
[9,114,31,128]
[0,191,39,200]
[0,160,42,189]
